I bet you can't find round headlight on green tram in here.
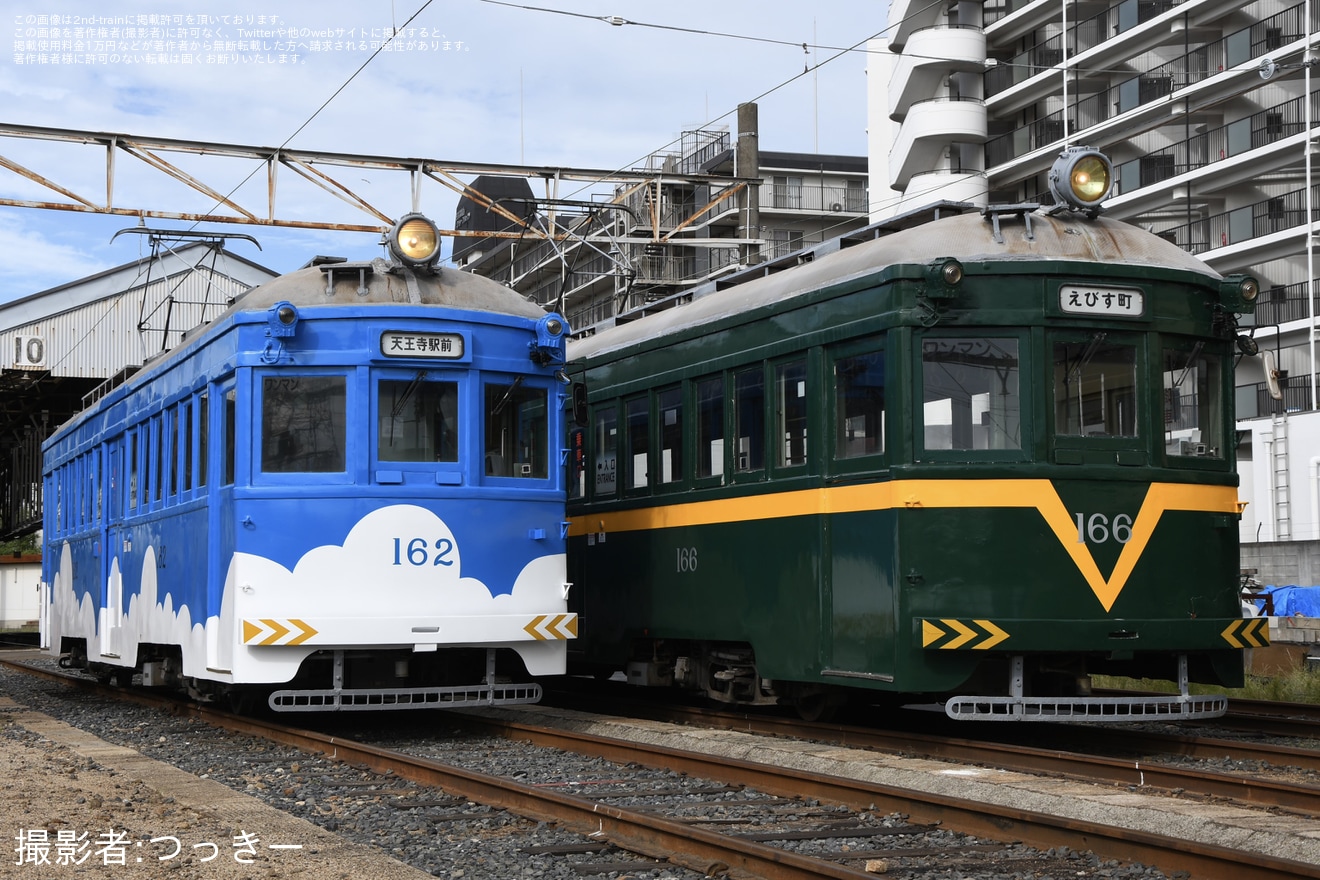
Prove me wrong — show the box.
[1047,147,1113,215]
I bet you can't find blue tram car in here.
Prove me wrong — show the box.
[42,214,575,711]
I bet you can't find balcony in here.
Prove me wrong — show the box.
[890,26,987,117]
[1253,278,1320,326]
[759,181,869,214]
[892,171,989,214]
[891,98,988,189]
[1237,375,1316,419]
[1151,184,1320,259]
[986,5,1312,169]
[984,0,1281,118]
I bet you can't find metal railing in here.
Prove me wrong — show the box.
[1112,91,1320,195]
[1239,376,1316,419]
[1151,184,1320,255]
[761,182,868,213]
[985,2,1313,164]
[1252,278,1320,326]
[985,0,1185,96]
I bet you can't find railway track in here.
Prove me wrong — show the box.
[1094,687,1320,740]
[4,656,1320,879]
[539,688,1320,815]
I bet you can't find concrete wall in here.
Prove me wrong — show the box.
[1240,539,1320,587]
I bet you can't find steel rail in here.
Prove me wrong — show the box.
[0,660,873,880]
[553,696,1320,814]
[7,659,1318,879]
[457,712,1320,880]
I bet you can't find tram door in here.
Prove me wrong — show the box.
[100,440,125,658]
[827,516,897,679]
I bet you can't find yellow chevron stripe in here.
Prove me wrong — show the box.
[570,480,1240,612]
[973,619,1010,650]
[942,619,978,650]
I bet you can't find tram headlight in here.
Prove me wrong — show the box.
[267,301,299,338]
[531,312,570,366]
[1047,146,1113,216]
[388,213,442,268]
[924,258,964,299]
[1220,274,1259,314]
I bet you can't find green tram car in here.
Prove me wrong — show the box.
[564,149,1268,721]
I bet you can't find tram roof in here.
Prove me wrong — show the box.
[570,210,1222,362]
[217,258,548,322]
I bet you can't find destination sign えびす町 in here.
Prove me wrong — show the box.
[1058,285,1144,317]
[380,331,465,358]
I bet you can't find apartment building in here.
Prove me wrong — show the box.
[871,0,1320,557]
[455,111,870,334]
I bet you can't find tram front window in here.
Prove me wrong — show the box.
[1162,346,1224,459]
[261,375,347,473]
[921,337,1021,451]
[484,380,548,478]
[378,375,459,462]
[1053,335,1137,438]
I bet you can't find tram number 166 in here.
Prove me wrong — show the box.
[1075,513,1132,545]
[676,547,698,573]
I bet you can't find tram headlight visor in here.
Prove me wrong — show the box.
[1048,147,1113,213]
[388,213,442,267]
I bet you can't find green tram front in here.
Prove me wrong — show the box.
[564,196,1263,722]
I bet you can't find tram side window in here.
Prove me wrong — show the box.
[108,443,121,520]
[92,448,102,523]
[696,376,724,479]
[153,415,166,504]
[922,337,1021,451]
[593,405,618,496]
[484,381,548,478]
[734,368,765,472]
[129,431,139,510]
[836,350,886,458]
[166,408,178,499]
[379,376,459,462]
[658,387,683,484]
[1053,336,1137,438]
[261,375,347,473]
[198,393,208,489]
[179,401,191,494]
[223,388,236,486]
[776,360,808,467]
[625,396,650,490]
[1162,347,1223,459]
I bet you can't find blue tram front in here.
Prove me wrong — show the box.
[42,215,575,710]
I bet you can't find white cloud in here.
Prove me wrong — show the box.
[0,214,112,292]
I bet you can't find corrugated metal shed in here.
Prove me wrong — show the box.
[0,241,278,539]
[0,242,276,380]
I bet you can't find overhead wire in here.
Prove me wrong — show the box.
[37,0,441,387]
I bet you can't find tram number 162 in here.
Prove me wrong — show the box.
[392,537,456,566]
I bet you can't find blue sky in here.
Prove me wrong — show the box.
[1,1,883,295]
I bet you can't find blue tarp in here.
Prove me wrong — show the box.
[1256,585,1320,617]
